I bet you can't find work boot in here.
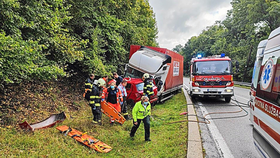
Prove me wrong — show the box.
[145,139,151,141]
[92,120,98,124]
[98,120,102,125]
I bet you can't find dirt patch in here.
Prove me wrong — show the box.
[0,77,87,127]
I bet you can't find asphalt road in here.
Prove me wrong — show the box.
[184,77,260,158]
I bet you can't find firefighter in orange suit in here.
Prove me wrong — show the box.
[102,79,123,124]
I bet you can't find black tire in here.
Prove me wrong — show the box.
[191,95,197,101]
[225,97,231,103]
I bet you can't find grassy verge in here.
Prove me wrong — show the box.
[234,85,251,89]
[0,92,187,157]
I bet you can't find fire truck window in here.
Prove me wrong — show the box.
[194,61,232,75]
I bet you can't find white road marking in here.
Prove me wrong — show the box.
[199,104,234,158]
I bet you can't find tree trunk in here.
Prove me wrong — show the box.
[242,45,253,82]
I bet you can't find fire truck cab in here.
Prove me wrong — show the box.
[188,54,234,102]
[250,26,280,157]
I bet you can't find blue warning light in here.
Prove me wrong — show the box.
[221,53,225,58]
[197,54,202,59]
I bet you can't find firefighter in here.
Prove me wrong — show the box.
[118,79,129,120]
[113,72,123,86]
[102,79,123,124]
[142,73,154,100]
[89,78,106,125]
[102,76,108,87]
[130,96,151,141]
[84,74,95,100]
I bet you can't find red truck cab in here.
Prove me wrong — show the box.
[125,77,158,106]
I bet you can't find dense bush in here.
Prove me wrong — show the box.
[0,0,158,88]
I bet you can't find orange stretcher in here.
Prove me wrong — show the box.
[56,125,112,153]
[101,101,126,124]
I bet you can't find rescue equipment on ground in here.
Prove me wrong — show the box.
[56,125,112,153]
[19,112,66,131]
[101,101,126,124]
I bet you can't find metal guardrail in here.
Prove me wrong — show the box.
[234,81,251,87]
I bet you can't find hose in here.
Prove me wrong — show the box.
[192,95,249,121]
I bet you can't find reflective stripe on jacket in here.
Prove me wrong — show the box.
[89,84,102,107]
[143,79,154,96]
[102,87,123,105]
[132,101,151,122]
[85,78,94,91]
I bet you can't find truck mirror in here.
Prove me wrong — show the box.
[125,64,128,71]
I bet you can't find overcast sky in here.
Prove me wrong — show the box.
[149,0,232,50]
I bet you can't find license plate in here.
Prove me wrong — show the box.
[207,89,217,92]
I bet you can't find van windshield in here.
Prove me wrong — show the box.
[193,60,232,75]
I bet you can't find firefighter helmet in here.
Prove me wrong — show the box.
[143,73,150,79]
[97,78,106,87]
[108,79,116,85]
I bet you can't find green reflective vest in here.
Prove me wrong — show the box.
[132,101,151,122]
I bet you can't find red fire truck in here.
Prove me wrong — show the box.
[250,26,280,157]
[188,54,234,102]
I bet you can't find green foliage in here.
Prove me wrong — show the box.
[66,0,158,76]
[0,0,158,86]
[178,0,280,81]
[0,32,65,85]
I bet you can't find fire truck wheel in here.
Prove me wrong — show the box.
[225,97,231,103]
[190,95,197,101]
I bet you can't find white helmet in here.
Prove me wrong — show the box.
[143,73,150,79]
[97,78,106,87]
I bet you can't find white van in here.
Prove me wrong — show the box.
[250,27,280,157]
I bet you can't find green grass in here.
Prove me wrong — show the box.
[0,92,187,157]
[234,85,251,89]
